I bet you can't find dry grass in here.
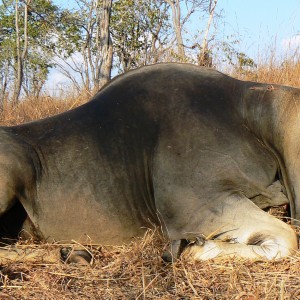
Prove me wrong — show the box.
[1,228,300,300]
[250,62,300,87]
[233,45,300,87]
[1,62,300,299]
[0,94,88,126]
[234,61,300,88]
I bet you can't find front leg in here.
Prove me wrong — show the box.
[182,200,298,261]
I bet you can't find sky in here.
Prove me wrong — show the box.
[48,0,300,92]
[220,0,300,58]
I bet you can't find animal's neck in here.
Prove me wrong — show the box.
[241,84,288,151]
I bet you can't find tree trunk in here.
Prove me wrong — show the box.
[13,0,30,105]
[198,0,218,67]
[0,61,10,112]
[94,0,113,93]
[13,0,22,105]
[164,0,186,61]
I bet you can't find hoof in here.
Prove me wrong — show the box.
[162,250,173,263]
[162,239,189,263]
[60,247,92,266]
[194,235,206,246]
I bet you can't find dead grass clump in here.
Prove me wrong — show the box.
[0,228,300,299]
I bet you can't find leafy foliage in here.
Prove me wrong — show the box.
[0,0,81,101]
[111,0,171,72]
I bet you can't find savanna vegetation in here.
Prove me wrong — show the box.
[1,0,300,299]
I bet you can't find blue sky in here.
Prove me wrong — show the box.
[223,0,300,38]
[220,0,300,58]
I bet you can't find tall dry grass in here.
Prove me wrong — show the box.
[234,60,300,87]
[232,43,300,87]
[0,94,89,126]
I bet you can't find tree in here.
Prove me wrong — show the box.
[163,0,212,62]
[0,0,68,103]
[23,52,52,98]
[13,0,31,104]
[198,0,218,66]
[111,0,170,72]
[0,47,12,110]
[52,0,113,94]
[0,1,14,108]
[164,0,185,59]
[54,0,171,92]
[97,0,113,90]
